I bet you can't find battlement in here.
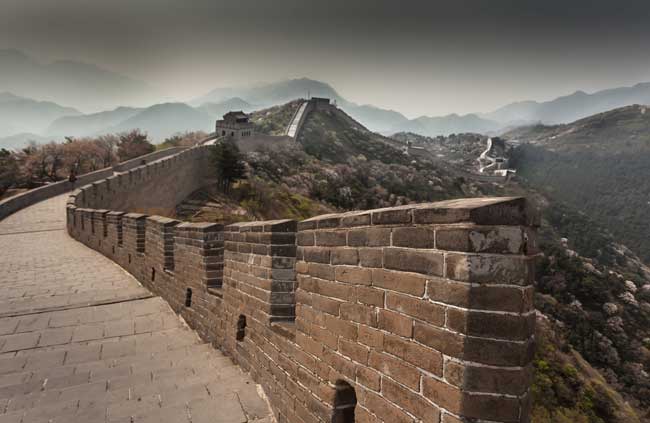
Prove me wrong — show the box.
[66,146,538,423]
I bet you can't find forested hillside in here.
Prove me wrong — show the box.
[508,105,650,262]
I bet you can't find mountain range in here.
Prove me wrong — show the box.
[2,48,650,146]
[0,92,80,137]
[0,49,164,112]
[193,77,410,133]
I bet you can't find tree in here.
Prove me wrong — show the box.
[211,139,246,193]
[94,135,119,167]
[61,138,104,174]
[0,149,19,196]
[160,131,208,148]
[116,130,155,161]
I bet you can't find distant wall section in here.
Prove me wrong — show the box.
[0,147,187,221]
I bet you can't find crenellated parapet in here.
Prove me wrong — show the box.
[66,145,539,423]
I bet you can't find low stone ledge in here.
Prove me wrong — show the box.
[298,197,540,230]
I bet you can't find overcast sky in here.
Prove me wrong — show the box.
[2,0,650,117]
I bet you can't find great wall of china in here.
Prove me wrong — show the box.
[38,142,541,423]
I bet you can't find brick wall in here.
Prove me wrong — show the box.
[66,148,538,423]
[69,146,213,216]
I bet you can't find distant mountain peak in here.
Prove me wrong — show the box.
[0,48,165,112]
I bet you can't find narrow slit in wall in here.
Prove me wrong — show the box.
[332,380,356,423]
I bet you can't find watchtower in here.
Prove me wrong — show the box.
[215,111,254,139]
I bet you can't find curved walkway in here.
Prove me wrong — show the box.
[0,195,273,423]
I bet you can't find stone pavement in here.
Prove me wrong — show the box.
[0,195,273,423]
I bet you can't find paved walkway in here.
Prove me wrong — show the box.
[0,195,273,423]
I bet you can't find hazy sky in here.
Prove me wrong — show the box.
[2,0,650,117]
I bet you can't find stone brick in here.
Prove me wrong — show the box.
[445,253,534,286]
[446,308,535,341]
[358,248,382,268]
[348,228,391,247]
[297,231,315,246]
[339,337,370,364]
[383,334,443,376]
[356,366,381,391]
[436,225,525,254]
[335,266,372,285]
[340,211,371,227]
[421,376,462,415]
[463,336,535,367]
[356,286,385,307]
[371,207,412,225]
[310,293,342,316]
[340,303,377,327]
[362,391,414,423]
[378,309,414,338]
[315,230,347,247]
[371,269,426,296]
[385,292,445,326]
[331,248,359,265]
[303,247,331,264]
[311,279,355,302]
[308,263,335,281]
[384,248,444,277]
[426,278,531,313]
[368,351,420,390]
[392,227,435,249]
[324,315,358,341]
[322,349,356,379]
[358,325,384,349]
[382,377,441,423]
[413,322,464,359]
[444,360,533,396]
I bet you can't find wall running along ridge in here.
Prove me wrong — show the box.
[0,147,187,221]
[67,145,539,423]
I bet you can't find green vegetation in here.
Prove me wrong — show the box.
[157,131,207,150]
[298,106,408,164]
[211,138,246,193]
[116,129,155,161]
[532,319,640,423]
[0,148,18,196]
[249,100,301,135]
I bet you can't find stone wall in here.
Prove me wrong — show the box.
[67,147,539,423]
[0,147,186,221]
[70,146,212,216]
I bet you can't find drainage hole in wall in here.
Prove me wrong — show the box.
[185,288,192,307]
[236,315,247,341]
[332,380,357,423]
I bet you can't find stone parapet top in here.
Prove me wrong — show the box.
[146,215,180,226]
[298,197,539,230]
[122,212,148,220]
[176,221,224,232]
[225,219,297,233]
